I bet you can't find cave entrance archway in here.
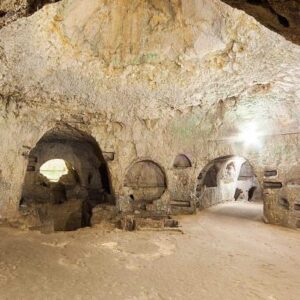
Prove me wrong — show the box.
[195,155,263,221]
[20,125,114,232]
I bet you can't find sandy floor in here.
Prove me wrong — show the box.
[0,202,299,300]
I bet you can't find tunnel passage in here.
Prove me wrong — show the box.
[20,125,113,232]
[124,160,166,204]
[196,156,261,210]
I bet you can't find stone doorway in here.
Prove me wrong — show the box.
[20,125,114,232]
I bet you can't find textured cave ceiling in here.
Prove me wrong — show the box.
[0,1,299,45]
[0,0,299,122]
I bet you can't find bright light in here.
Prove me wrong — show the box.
[40,159,68,182]
[238,123,261,148]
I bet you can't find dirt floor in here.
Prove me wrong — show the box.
[0,202,299,300]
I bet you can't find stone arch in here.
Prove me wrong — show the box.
[195,155,262,209]
[124,159,167,202]
[173,154,192,169]
[20,124,114,231]
[239,161,254,179]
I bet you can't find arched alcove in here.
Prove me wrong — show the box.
[20,125,114,231]
[238,161,253,180]
[124,160,166,202]
[173,154,192,169]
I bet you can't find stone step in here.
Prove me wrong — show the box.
[120,214,179,231]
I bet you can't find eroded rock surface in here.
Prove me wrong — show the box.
[0,0,60,29]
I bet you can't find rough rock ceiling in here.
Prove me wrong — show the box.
[0,0,299,133]
[1,1,299,45]
[221,0,300,45]
[39,124,100,144]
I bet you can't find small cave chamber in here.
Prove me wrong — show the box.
[195,156,261,209]
[20,125,114,232]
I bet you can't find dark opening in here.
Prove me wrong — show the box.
[99,164,111,194]
[279,198,289,210]
[277,15,290,28]
[27,166,35,172]
[27,0,61,15]
[248,186,256,201]
[204,165,218,187]
[264,170,277,177]
[0,10,7,18]
[294,204,300,211]
[246,0,263,5]
[234,188,243,201]
[197,173,203,180]
[264,182,282,189]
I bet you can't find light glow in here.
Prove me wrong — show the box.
[238,123,262,148]
[40,159,68,182]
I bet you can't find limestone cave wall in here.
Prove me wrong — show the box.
[0,0,300,228]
